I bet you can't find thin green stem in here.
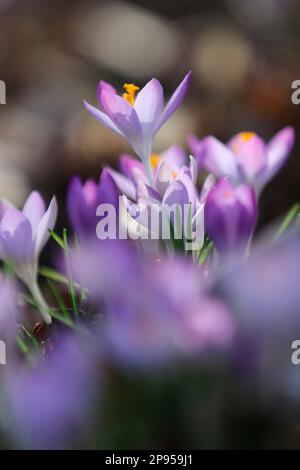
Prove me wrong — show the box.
[272,203,300,242]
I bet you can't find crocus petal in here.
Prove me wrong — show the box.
[155,71,192,133]
[100,90,143,154]
[84,100,125,138]
[67,177,98,237]
[136,181,161,202]
[133,78,164,137]
[160,145,187,168]
[98,169,119,211]
[0,199,13,220]
[35,196,57,257]
[205,178,256,255]
[96,80,117,105]
[228,133,267,182]
[188,134,205,169]
[199,174,216,203]
[202,136,239,181]
[22,191,46,236]
[0,208,34,263]
[155,159,180,196]
[105,167,136,201]
[163,171,198,233]
[119,154,145,181]
[263,127,295,186]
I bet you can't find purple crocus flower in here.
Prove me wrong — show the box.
[107,145,191,200]
[218,233,300,399]
[103,146,211,251]
[0,191,57,324]
[4,333,96,449]
[71,240,235,365]
[67,169,119,239]
[189,127,295,195]
[122,163,206,251]
[205,178,257,255]
[84,72,192,182]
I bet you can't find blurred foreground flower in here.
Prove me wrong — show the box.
[71,240,235,366]
[218,232,300,399]
[3,333,96,449]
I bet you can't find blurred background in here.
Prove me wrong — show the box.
[0,0,300,228]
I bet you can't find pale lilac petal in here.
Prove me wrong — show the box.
[228,133,267,182]
[136,181,161,202]
[0,208,34,262]
[22,191,45,236]
[0,199,13,220]
[188,134,205,169]
[105,167,136,201]
[199,174,216,203]
[264,127,295,183]
[154,159,178,196]
[96,80,117,105]
[119,154,145,181]
[0,207,28,234]
[100,90,143,151]
[202,136,239,181]
[163,171,198,233]
[155,71,192,133]
[84,100,125,138]
[160,145,186,168]
[133,78,164,136]
[35,197,57,257]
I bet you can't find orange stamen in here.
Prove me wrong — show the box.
[150,153,160,170]
[122,83,140,106]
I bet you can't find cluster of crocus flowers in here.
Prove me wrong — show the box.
[84,73,295,257]
[0,70,298,450]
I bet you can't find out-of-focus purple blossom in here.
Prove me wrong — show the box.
[0,191,57,324]
[189,128,295,195]
[217,232,300,399]
[67,169,119,239]
[84,72,192,182]
[4,333,97,449]
[71,240,235,366]
[205,178,257,255]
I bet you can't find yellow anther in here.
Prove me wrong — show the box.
[171,170,177,180]
[122,83,140,106]
[238,132,256,143]
[150,153,160,170]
